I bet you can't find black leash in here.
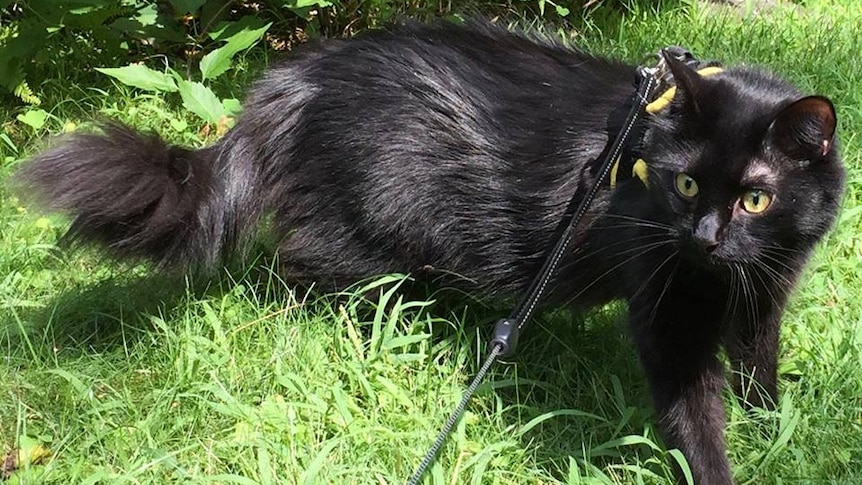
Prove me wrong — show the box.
[406,50,686,485]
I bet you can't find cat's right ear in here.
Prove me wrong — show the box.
[662,50,704,115]
[767,96,837,160]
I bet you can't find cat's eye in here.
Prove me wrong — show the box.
[675,173,699,198]
[741,190,772,214]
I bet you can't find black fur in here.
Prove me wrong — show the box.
[17,21,844,484]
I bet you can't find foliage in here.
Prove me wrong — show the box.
[96,20,270,127]
[0,1,297,106]
[0,0,151,105]
[0,1,589,106]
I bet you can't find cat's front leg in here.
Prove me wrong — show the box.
[724,307,784,410]
[629,300,732,485]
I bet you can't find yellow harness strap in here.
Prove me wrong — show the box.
[632,159,649,188]
[645,66,724,114]
[609,157,650,189]
[610,65,724,189]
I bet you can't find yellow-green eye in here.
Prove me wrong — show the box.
[675,173,699,198]
[741,190,772,214]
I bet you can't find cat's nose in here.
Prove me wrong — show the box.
[693,212,723,254]
[694,236,719,254]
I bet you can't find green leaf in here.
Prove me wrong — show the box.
[208,16,269,41]
[517,409,606,437]
[69,6,98,15]
[257,446,274,485]
[0,132,18,153]
[169,118,189,133]
[16,109,49,130]
[96,64,179,92]
[13,81,41,105]
[222,98,242,117]
[200,23,271,80]
[134,3,159,26]
[177,79,225,124]
[199,50,230,81]
[555,5,570,16]
[14,434,51,469]
[589,435,662,457]
[291,0,333,7]
[43,368,91,398]
[381,333,430,350]
[300,439,342,485]
[667,449,694,485]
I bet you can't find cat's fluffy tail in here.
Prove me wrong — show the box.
[16,123,240,268]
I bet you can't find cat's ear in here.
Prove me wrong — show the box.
[662,50,705,115]
[767,96,837,160]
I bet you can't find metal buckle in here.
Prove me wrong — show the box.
[638,46,696,103]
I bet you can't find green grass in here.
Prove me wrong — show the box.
[2,0,862,483]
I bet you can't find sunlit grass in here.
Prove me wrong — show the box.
[1,0,860,483]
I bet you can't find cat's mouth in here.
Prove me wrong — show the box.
[680,241,732,269]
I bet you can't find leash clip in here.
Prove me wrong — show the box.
[640,46,691,96]
[490,318,520,357]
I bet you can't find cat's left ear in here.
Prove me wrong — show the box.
[767,95,837,160]
[662,50,705,115]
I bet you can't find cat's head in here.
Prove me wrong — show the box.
[639,55,844,268]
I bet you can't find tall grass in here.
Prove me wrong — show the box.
[1,0,860,483]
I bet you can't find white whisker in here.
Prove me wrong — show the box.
[647,256,680,327]
[563,232,673,272]
[631,250,679,302]
[561,239,676,306]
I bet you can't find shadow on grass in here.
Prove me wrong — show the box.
[2,262,659,480]
[2,272,186,356]
[408,287,662,481]
[493,307,662,480]
[0,253,290,358]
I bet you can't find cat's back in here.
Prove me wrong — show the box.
[235,20,637,168]
[219,21,639,291]
[246,20,633,114]
[276,20,607,80]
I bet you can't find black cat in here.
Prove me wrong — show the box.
[17,21,844,484]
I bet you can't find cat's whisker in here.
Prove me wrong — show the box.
[570,232,671,259]
[756,260,793,288]
[730,264,744,321]
[754,252,797,287]
[758,250,800,271]
[741,264,756,324]
[548,235,676,300]
[750,260,782,310]
[738,263,760,327]
[722,264,739,322]
[753,257,795,292]
[646,254,680,328]
[559,239,676,307]
[586,223,674,232]
[631,249,679,302]
[560,234,675,274]
[762,244,807,257]
[593,213,675,230]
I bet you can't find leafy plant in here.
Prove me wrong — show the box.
[0,1,274,106]
[96,20,271,126]
[15,109,49,131]
[0,0,586,107]
[0,1,152,105]
[537,0,573,17]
